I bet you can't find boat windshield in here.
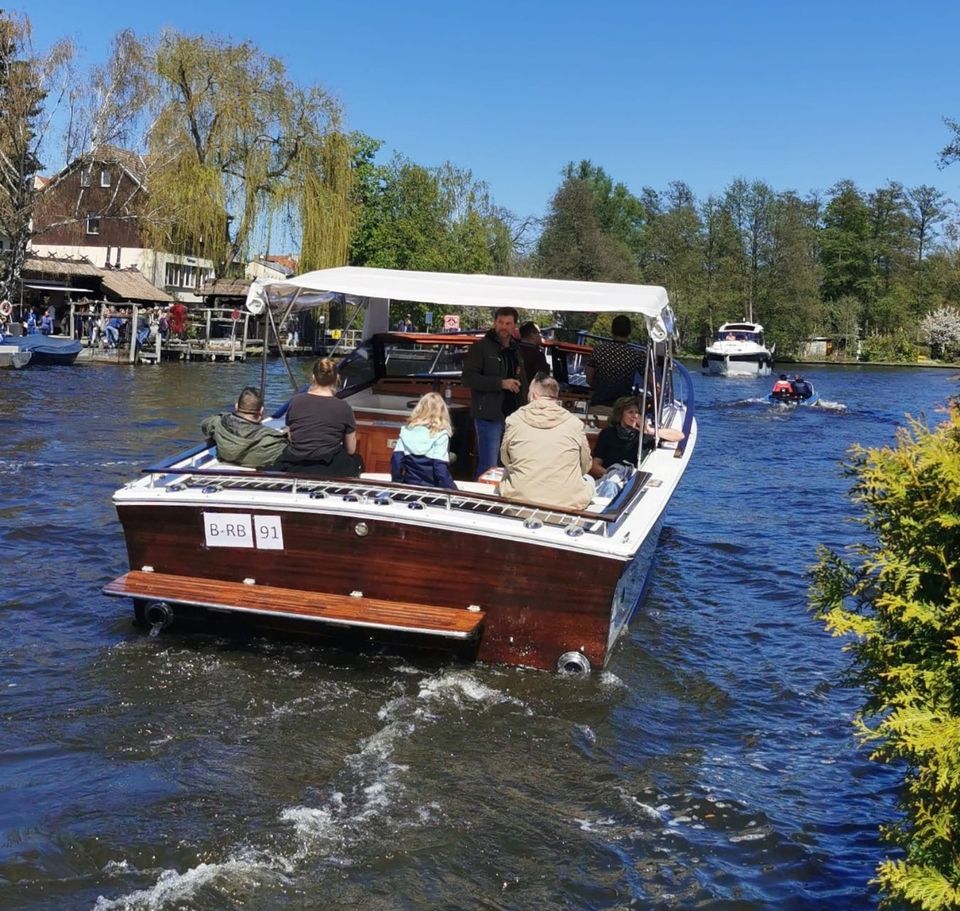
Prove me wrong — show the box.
[716,330,760,343]
[382,336,472,377]
[335,333,479,394]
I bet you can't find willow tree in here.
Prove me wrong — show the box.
[139,32,352,275]
[0,11,72,304]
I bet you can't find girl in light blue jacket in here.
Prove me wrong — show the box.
[391,393,457,489]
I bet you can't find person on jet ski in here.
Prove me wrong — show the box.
[771,374,793,398]
[792,375,812,398]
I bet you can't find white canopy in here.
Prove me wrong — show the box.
[246,266,675,341]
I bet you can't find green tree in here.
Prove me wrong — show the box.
[820,180,873,303]
[642,182,705,350]
[825,293,862,357]
[436,162,515,274]
[763,191,823,356]
[723,178,775,321]
[867,181,912,302]
[907,185,949,315]
[562,159,647,258]
[535,176,639,284]
[351,151,514,276]
[811,411,960,909]
[700,194,744,341]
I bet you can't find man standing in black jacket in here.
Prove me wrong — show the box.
[462,307,528,477]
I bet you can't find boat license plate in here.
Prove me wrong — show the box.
[203,513,284,550]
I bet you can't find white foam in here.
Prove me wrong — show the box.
[599,671,625,688]
[280,805,341,844]
[417,670,524,708]
[93,851,277,910]
[575,724,597,744]
[106,669,515,909]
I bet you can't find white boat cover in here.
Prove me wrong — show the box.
[246,267,675,341]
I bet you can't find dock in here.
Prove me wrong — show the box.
[70,302,265,364]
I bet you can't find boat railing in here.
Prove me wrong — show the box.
[138,458,653,537]
[672,361,696,455]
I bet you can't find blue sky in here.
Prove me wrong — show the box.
[19,0,960,221]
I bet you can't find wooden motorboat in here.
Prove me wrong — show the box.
[104,268,697,673]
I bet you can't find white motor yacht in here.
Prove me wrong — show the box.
[703,321,774,376]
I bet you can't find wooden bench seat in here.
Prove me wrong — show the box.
[103,571,485,639]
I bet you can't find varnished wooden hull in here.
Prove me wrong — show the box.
[116,503,645,671]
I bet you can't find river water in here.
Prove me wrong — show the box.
[1,360,955,910]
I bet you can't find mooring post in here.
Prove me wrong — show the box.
[128,304,138,364]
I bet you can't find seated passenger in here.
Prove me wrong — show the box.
[792,375,812,397]
[390,392,457,489]
[589,395,649,480]
[771,374,793,397]
[272,358,362,477]
[500,375,594,510]
[201,386,288,469]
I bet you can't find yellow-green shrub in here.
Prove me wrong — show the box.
[811,409,960,910]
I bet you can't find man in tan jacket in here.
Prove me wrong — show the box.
[499,375,595,510]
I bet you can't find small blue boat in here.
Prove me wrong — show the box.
[4,333,82,365]
[768,375,818,407]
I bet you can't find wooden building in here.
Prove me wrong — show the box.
[30,146,214,303]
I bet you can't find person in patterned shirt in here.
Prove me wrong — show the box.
[585,315,645,407]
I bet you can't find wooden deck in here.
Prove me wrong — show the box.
[103,570,486,639]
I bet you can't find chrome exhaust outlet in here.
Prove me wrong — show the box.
[145,601,174,631]
[557,651,592,675]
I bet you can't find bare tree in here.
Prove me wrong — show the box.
[0,11,72,305]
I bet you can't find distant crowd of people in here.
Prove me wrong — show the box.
[202,308,684,513]
[81,302,190,350]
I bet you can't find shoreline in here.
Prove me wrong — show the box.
[677,355,960,371]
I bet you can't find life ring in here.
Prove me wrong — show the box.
[0,300,11,317]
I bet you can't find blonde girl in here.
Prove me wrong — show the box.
[390,392,457,489]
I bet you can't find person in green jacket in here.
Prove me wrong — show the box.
[201,386,288,469]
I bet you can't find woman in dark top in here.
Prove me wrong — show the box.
[273,358,362,477]
[589,395,649,478]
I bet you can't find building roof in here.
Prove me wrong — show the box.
[266,255,298,274]
[24,255,103,279]
[41,144,148,191]
[99,268,173,303]
[200,278,251,298]
[23,255,172,304]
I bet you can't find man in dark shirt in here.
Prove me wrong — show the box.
[462,307,528,476]
[518,321,549,381]
[585,315,645,407]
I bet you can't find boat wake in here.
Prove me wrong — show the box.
[93,670,523,911]
[718,397,847,412]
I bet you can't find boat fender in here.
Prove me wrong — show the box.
[0,300,11,317]
[557,650,592,675]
